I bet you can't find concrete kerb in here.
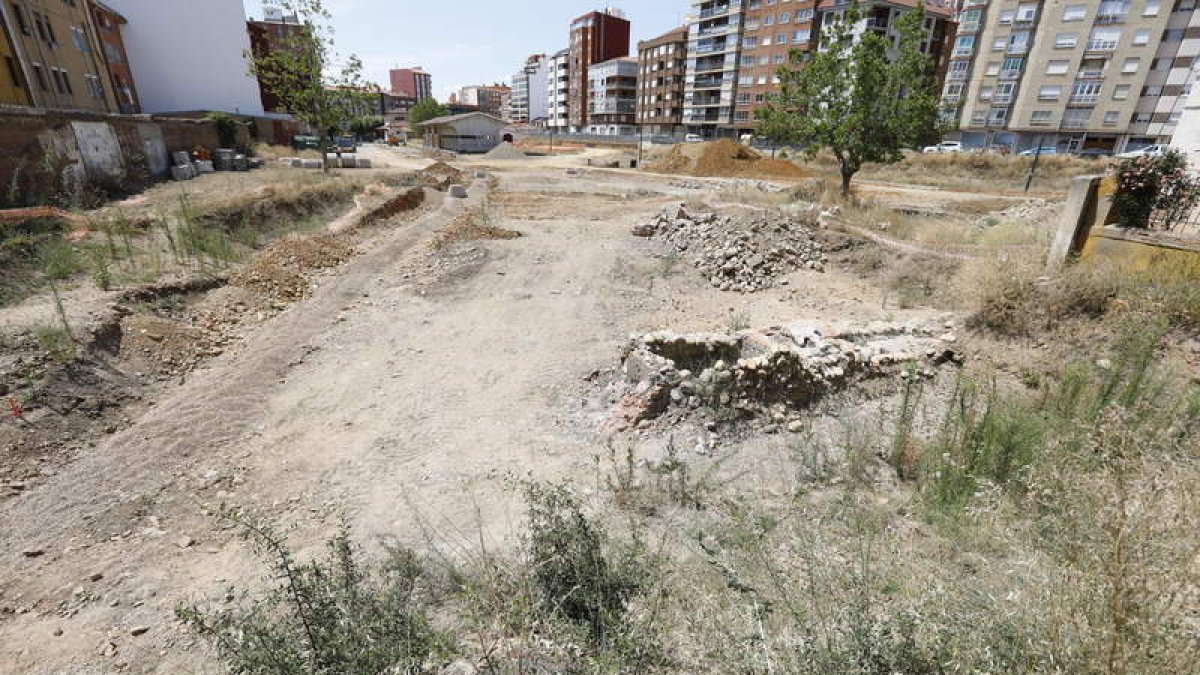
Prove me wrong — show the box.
[1046,175,1104,272]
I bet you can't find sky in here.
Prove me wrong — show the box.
[247,1,690,100]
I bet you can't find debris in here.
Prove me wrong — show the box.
[130,626,150,637]
[633,205,827,292]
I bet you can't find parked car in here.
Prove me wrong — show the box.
[1117,144,1168,159]
[922,141,963,154]
[1075,148,1114,160]
[1018,146,1058,157]
[329,135,357,153]
[291,135,321,151]
[684,133,705,144]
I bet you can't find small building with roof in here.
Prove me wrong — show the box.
[421,111,509,153]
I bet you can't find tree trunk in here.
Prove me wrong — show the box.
[840,167,855,196]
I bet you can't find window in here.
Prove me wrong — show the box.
[1063,5,1087,21]
[998,9,1015,24]
[955,35,976,55]
[1144,85,1163,96]
[1144,0,1160,16]
[1169,111,1182,124]
[1039,85,1062,100]
[1009,32,1030,53]
[1163,29,1184,42]
[1072,81,1103,102]
[1134,112,1152,123]
[1046,60,1070,75]
[1122,58,1141,73]
[1088,28,1121,51]
[1104,111,1120,125]
[30,62,45,90]
[1113,84,1132,99]
[992,37,1006,51]
[1063,108,1092,128]
[792,30,810,43]
[1132,30,1151,46]
[1153,58,1172,71]
[979,86,994,101]
[1002,57,1024,75]
[11,2,29,35]
[1055,34,1078,49]
[985,62,1000,76]
[1031,110,1054,125]
[1098,0,1131,18]
[1015,3,1037,22]
[4,55,21,88]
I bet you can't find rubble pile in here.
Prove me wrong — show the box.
[633,206,827,292]
[605,322,961,431]
[231,236,356,301]
[976,198,1059,229]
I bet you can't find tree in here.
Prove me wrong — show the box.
[756,3,941,195]
[246,0,372,170]
[408,98,448,130]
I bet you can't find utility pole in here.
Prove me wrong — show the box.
[1025,134,1044,193]
[637,122,644,169]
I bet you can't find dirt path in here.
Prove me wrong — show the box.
[0,166,949,674]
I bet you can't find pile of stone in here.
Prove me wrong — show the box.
[604,322,961,432]
[171,149,263,181]
[633,206,827,292]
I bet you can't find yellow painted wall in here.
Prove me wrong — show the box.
[1081,231,1200,273]
[0,25,29,105]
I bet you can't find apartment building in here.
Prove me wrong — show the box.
[247,9,307,114]
[734,1,818,130]
[587,55,638,134]
[458,83,509,115]
[390,67,432,100]
[637,26,687,134]
[1,0,117,112]
[950,0,1195,154]
[510,53,549,123]
[568,8,630,131]
[685,0,952,137]
[0,8,31,105]
[546,47,569,130]
[89,1,136,113]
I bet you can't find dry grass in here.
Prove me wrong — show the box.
[252,143,321,161]
[850,151,1100,194]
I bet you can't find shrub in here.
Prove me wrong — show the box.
[177,518,451,675]
[1111,148,1199,228]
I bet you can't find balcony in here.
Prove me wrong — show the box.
[698,3,735,19]
[959,21,981,32]
[1007,44,1029,55]
[693,40,734,55]
[953,46,975,57]
[1063,117,1092,129]
[992,93,1013,104]
[1095,13,1127,24]
[1077,69,1106,79]
[947,70,968,81]
[692,75,731,89]
[1069,94,1100,104]
[1085,40,1118,52]
[942,94,961,103]
[697,21,740,37]
[999,69,1023,80]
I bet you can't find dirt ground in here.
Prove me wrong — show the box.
[0,147,1040,673]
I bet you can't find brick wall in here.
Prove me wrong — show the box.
[0,108,276,208]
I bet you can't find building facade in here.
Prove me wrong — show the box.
[89,1,137,113]
[103,0,263,115]
[1,0,117,111]
[588,55,638,134]
[637,26,687,134]
[389,67,432,100]
[0,8,31,105]
[949,0,1196,153]
[458,83,509,114]
[684,0,954,137]
[546,48,570,130]
[510,53,549,123]
[568,8,630,131]
[247,9,306,114]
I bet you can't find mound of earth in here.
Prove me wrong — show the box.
[417,161,466,190]
[483,143,529,160]
[648,139,809,180]
[231,236,356,301]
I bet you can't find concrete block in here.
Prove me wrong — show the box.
[339,157,357,169]
[194,160,215,174]
[448,184,468,198]
[233,156,249,171]
[171,151,191,167]
[474,170,487,179]
[355,158,372,169]
[301,159,323,170]
[1046,175,1102,272]
[248,157,265,169]
[170,164,196,181]
[213,148,236,161]
[279,157,298,165]
[290,158,303,168]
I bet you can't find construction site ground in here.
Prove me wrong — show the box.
[0,143,1067,673]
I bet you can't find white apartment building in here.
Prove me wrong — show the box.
[683,0,744,133]
[102,0,265,115]
[587,56,638,135]
[546,48,570,130]
[510,53,549,124]
[948,0,1199,154]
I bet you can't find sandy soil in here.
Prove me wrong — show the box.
[0,149,955,673]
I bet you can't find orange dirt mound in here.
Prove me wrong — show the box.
[650,139,809,180]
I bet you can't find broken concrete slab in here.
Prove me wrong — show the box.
[448,185,468,198]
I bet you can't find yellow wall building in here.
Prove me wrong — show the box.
[0,9,30,105]
[1,0,115,112]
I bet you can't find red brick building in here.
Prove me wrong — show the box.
[388,67,432,101]
[246,12,308,114]
[637,26,688,135]
[568,9,629,131]
[89,2,139,113]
